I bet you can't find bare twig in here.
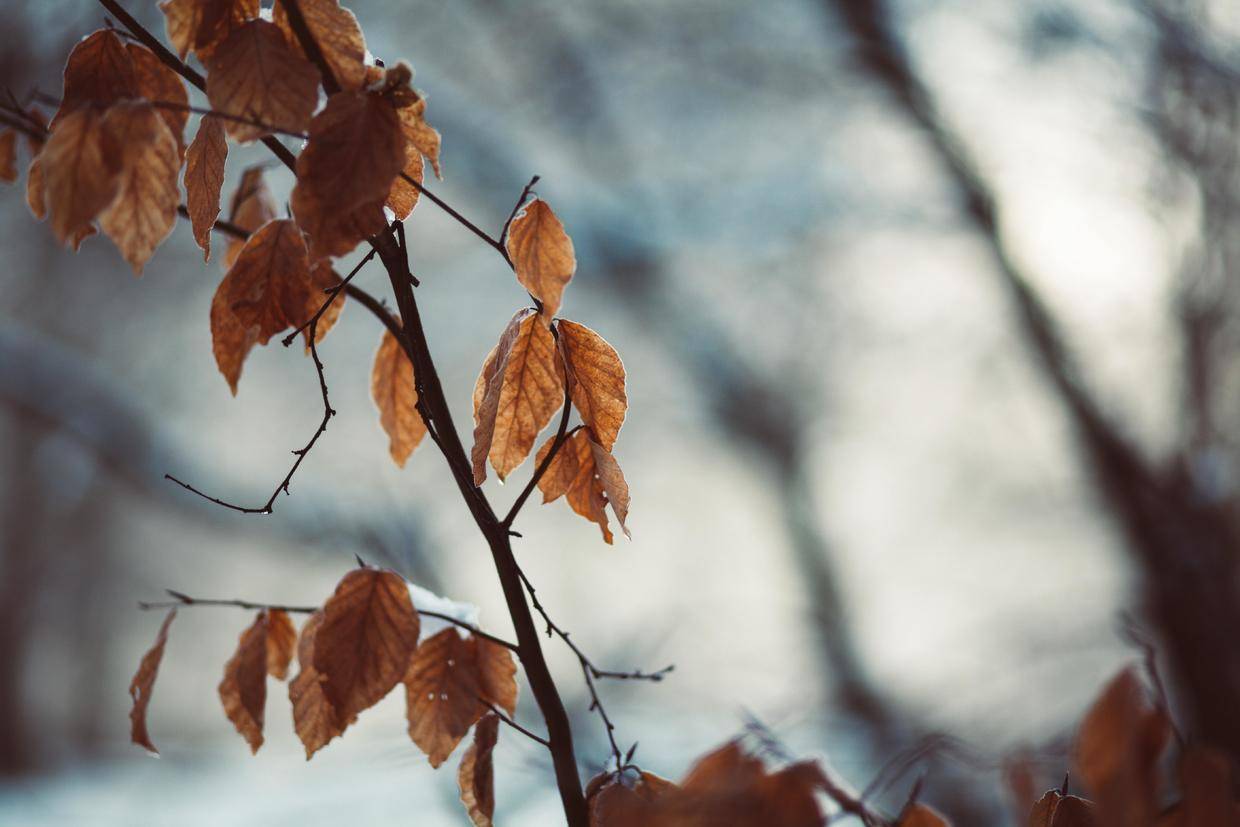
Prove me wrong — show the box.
[480,699,550,747]
[138,589,518,652]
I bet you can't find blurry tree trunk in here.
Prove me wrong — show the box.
[0,417,44,774]
[826,0,1240,760]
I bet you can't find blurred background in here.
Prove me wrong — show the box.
[3,0,1240,823]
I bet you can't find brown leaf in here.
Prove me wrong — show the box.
[160,0,259,61]
[289,610,345,759]
[0,131,15,183]
[128,42,189,155]
[99,102,181,274]
[536,430,628,544]
[386,141,424,221]
[1177,747,1234,827]
[223,166,279,268]
[184,116,228,261]
[397,95,442,180]
[39,107,116,245]
[273,0,368,92]
[898,803,951,827]
[52,30,137,129]
[291,91,405,258]
[506,199,575,320]
[314,568,421,724]
[210,218,315,392]
[471,309,564,484]
[588,771,677,826]
[266,608,298,680]
[1030,791,1097,827]
[404,628,487,767]
[557,319,627,451]
[129,608,176,755]
[1074,666,1170,827]
[205,20,320,144]
[403,630,515,768]
[218,611,271,754]
[371,327,427,467]
[458,713,500,827]
[26,156,45,219]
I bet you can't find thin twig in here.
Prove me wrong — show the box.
[502,399,576,528]
[499,174,541,248]
[138,589,518,652]
[481,700,550,747]
[282,248,377,347]
[165,315,335,514]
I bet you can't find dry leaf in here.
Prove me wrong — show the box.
[39,107,116,246]
[273,0,368,92]
[52,30,137,129]
[129,608,176,755]
[160,0,259,61]
[1030,791,1097,827]
[291,91,405,258]
[386,141,424,220]
[218,611,270,754]
[1074,666,1170,827]
[98,103,181,274]
[506,199,575,320]
[557,319,627,451]
[26,156,45,219]
[470,309,564,484]
[588,771,677,826]
[536,430,628,544]
[371,327,427,467]
[128,42,189,154]
[313,568,421,724]
[206,19,320,143]
[223,166,279,268]
[898,803,951,827]
[404,629,516,768]
[0,131,16,183]
[184,116,228,261]
[210,218,314,392]
[396,95,442,180]
[289,610,344,758]
[458,713,500,827]
[266,608,298,680]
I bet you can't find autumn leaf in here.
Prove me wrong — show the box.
[160,0,259,61]
[98,102,181,274]
[898,803,951,827]
[588,771,676,826]
[458,713,499,827]
[386,140,424,221]
[1029,791,1097,827]
[184,116,228,261]
[313,568,421,725]
[291,90,405,258]
[26,157,45,219]
[223,166,279,268]
[218,611,271,754]
[371,327,427,467]
[1073,666,1170,827]
[266,608,298,680]
[128,42,189,155]
[471,309,564,484]
[404,629,518,767]
[557,320,627,451]
[129,608,176,755]
[289,610,344,759]
[52,30,137,129]
[0,131,15,183]
[38,107,116,246]
[506,199,575,321]
[273,0,368,92]
[397,95,442,180]
[536,430,629,544]
[210,218,329,392]
[206,20,320,143]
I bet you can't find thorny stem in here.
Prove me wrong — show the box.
[137,589,518,653]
